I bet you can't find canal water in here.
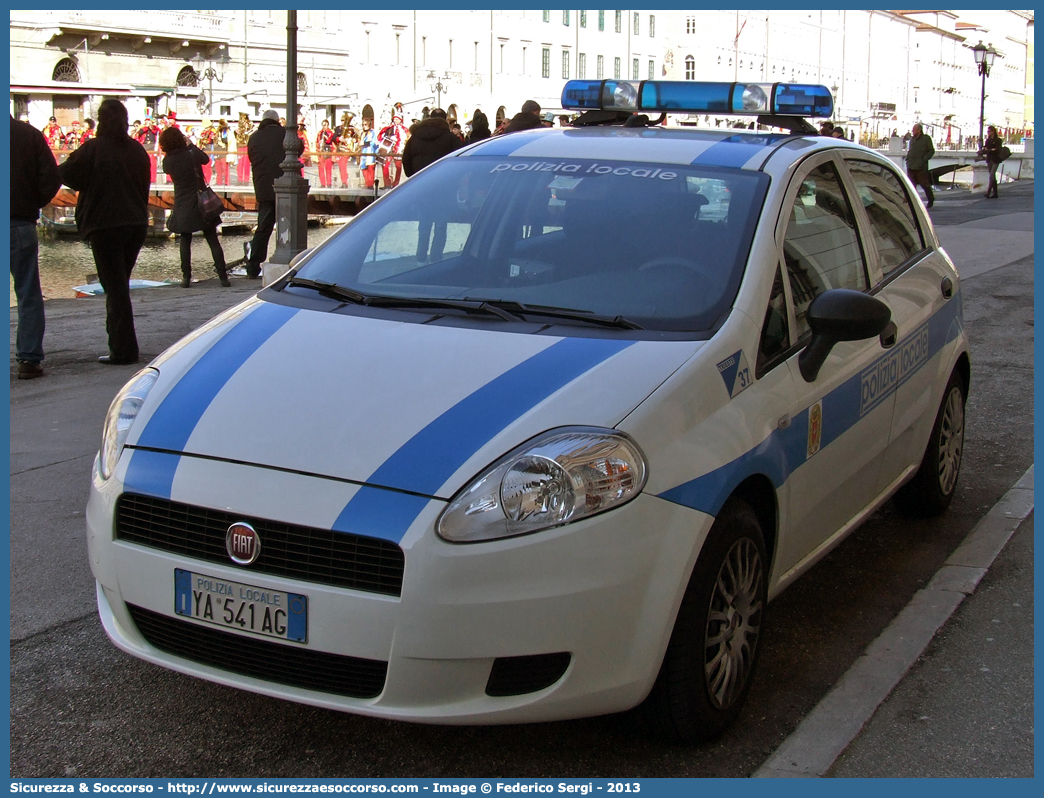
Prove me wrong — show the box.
[13,222,344,307]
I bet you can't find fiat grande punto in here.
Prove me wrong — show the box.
[87,81,968,742]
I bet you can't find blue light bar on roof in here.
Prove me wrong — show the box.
[561,80,834,118]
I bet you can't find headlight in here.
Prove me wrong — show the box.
[99,368,159,480]
[437,427,647,543]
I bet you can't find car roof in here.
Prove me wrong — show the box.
[458,126,869,173]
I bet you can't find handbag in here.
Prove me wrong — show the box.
[998,146,1011,162]
[195,161,224,223]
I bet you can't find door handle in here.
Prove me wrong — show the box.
[941,276,954,299]
[880,320,898,348]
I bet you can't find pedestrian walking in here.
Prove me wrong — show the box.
[467,109,491,143]
[58,98,151,365]
[400,108,460,177]
[981,125,1003,199]
[499,100,544,135]
[10,115,62,379]
[245,109,285,279]
[159,126,231,288]
[905,122,935,208]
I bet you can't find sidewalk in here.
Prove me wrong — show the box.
[754,469,1035,778]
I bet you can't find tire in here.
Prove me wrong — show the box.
[638,497,767,743]
[894,372,966,517]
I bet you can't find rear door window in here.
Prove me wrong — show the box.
[845,159,926,278]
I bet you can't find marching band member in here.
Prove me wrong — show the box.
[235,112,254,184]
[198,118,215,183]
[334,111,359,188]
[316,119,336,188]
[377,111,409,188]
[43,116,64,161]
[64,120,84,152]
[214,119,231,185]
[134,111,160,183]
[80,118,95,145]
[359,117,378,188]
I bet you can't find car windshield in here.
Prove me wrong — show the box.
[291,155,770,333]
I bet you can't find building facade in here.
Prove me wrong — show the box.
[10,9,1031,146]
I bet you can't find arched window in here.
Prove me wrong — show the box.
[176,66,199,88]
[447,103,458,122]
[52,58,81,82]
[296,72,308,96]
[684,55,695,81]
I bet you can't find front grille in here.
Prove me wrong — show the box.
[128,604,387,698]
[116,493,405,597]
[486,652,571,697]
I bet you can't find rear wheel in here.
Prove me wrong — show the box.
[894,372,966,517]
[639,497,767,743]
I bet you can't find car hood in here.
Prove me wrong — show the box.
[126,298,703,500]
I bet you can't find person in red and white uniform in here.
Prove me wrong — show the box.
[316,119,336,188]
[377,113,409,188]
[42,117,64,161]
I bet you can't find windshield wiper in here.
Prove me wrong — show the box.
[464,298,644,330]
[285,279,524,321]
[284,277,371,305]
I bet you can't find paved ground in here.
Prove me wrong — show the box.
[8,178,1034,779]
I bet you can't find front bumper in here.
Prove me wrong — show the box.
[88,452,714,724]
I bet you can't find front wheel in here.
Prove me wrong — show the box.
[894,371,966,517]
[638,497,767,743]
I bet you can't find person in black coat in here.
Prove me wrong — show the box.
[160,126,229,287]
[401,109,461,177]
[10,115,62,378]
[981,125,1003,199]
[245,109,286,278]
[59,98,150,365]
[467,109,491,144]
[500,100,545,135]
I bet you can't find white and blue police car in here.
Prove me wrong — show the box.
[87,80,968,742]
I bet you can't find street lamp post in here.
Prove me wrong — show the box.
[268,9,309,275]
[971,41,997,148]
[193,55,223,115]
[428,71,448,109]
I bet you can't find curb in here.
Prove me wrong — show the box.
[751,464,1034,778]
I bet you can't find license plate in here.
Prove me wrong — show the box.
[174,569,307,643]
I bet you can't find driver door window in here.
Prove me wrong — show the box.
[782,162,869,341]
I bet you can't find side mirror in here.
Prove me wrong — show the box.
[798,289,891,382]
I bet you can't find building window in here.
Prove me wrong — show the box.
[615,11,621,33]
[632,58,639,79]
[650,15,655,37]
[597,54,604,79]
[499,43,504,73]
[580,11,587,28]
[422,36,427,67]
[686,16,696,34]
[542,47,550,78]
[648,59,655,79]
[562,49,570,79]
[599,10,605,31]
[542,11,549,23]
[579,52,586,79]
[448,39,453,69]
[685,55,695,81]
[614,56,621,79]
[563,10,570,26]
[396,33,401,65]
[176,65,199,87]
[633,13,639,35]
[522,46,527,75]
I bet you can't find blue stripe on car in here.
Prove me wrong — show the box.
[659,295,963,516]
[333,336,637,542]
[690,134,791,169]
[124,301,299,499]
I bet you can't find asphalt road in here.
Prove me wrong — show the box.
[8,182,1034,778]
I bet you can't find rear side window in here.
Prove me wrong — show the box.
[782,161,868,339]
[846,159,925,277]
